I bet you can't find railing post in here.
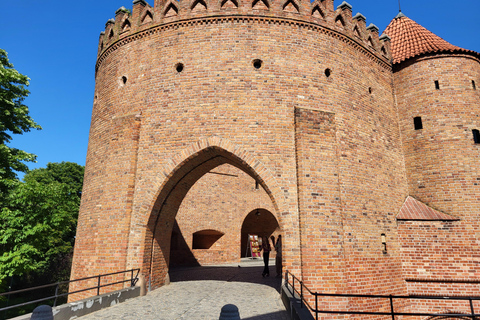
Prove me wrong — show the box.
[131,269,134,287]
[53,283,59,307]
[469,297,475,320]
[315,292,318,320]
[97,275,101,296]
[389,294,395,320]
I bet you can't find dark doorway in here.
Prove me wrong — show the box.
[241,208,279,257]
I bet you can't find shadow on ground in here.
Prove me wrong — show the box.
[169,258,282,293]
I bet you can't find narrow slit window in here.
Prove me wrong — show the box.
[473,80,476,90]
[473,129,480,144]
[414,117,423,130]
[434,80,440,90]
[381,233,387,254]
[255,181,259,189]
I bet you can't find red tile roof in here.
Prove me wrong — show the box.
[383,13,478,64]
[397,196,458,221]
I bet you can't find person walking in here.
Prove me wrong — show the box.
[261,235,271,277]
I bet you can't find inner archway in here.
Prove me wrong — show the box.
[143,146,280,289]
[241,209,280,258]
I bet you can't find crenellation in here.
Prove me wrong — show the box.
[97,31,105,56]
[323,0,334,13]
[379,34,391,58]
[97,0,391,66]
[104,19,116,45]
[115,6,130,36]
[366,23,379,50]
[132,0,152,28]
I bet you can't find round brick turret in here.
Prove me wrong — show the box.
[386,13,480,310]
[70,1,480,317]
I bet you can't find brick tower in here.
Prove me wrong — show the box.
[71,0,480,317]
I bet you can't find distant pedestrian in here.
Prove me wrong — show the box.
[261,235,271,277]
[275,235,282,277]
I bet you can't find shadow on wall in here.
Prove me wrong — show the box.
[169,220,200,267]
[241,208,280,257]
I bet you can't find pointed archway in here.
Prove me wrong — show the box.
[140,145,282,290]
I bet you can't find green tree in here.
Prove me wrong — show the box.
[0,162,84,283]
[24,162,84,197]
[0,49,41,197]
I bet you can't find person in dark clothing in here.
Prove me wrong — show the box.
[275,234,282,277]
[261,235,271,277]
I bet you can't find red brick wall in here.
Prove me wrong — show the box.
[72,0,410,310]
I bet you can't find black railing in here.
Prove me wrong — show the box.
[285,270,480,320]
[0,269,140,314]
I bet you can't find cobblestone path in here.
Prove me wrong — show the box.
[79,259,289,320]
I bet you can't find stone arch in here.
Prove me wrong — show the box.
[134,136,287,290]
[353,25,361,38]
[141,9,154,24]
[121,19,131,32]
[191,0,208,11]
[283,0,299,13]
[367,36,375,49]
[221,0,238,9]
[335,14,345,28]
[252,0,270,10]
[311,5,324,19]
[164,2,179,17]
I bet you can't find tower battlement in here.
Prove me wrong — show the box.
[97,0,391,68]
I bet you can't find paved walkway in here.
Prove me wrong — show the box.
[79,259,289,320]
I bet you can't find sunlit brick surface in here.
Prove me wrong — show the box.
[71,0,480,318]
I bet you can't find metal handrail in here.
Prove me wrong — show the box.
[0,269,140,313]
[285,270,480,320]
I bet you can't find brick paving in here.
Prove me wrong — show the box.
[79,259,288,320]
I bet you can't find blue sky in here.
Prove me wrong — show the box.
[2,0,479,176]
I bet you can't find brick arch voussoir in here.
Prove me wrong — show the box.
[144,135,285,230]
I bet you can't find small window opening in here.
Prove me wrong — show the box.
[176,63,184,73]
[434,80,440,90]
[325,68,331,78]
[253,59,263,69]
[381,233,387,254]
[473,129,480,144]
[414,116,423,130]
[368,87,373,94]
[192,230,224,249]
[121,76,127,85]
[472,80,476,90]
[255,181,259,190]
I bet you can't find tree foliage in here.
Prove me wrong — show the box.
[24,162,84,197]
[0,162,84,283]
[0,49,41,195]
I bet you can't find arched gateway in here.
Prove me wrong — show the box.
[71,0,480,316]
[136,144,285,289]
